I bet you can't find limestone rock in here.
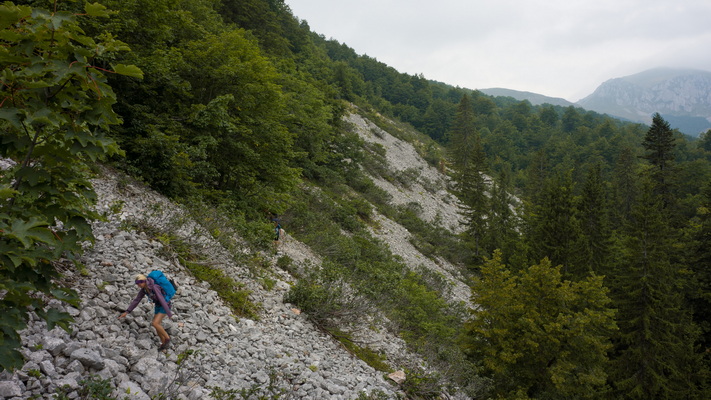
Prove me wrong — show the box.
[70,348,105,370]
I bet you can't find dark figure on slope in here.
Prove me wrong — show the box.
[272,218,285,254]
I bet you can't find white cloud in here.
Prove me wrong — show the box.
[288,0,711,101]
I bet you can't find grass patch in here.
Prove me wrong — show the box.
[182,259,260,320]
[331,329,391,372]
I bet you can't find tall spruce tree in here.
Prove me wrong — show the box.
[484,164,520,263]
[608,178,704,399]
[611,147,638,227]
[641,113,676,209]
[526,172,587,279]
[447,93,478,169]
[448,94,489,262]
[525,150,549,205]
[579,162,612,274]
[686,180,711,382]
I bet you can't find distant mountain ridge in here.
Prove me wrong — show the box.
[577,68,711,136]
[478,88,573,107]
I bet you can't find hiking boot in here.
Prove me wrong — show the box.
[159,339,171,351]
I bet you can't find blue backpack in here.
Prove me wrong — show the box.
[148,270,177,302]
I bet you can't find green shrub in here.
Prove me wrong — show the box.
[346,172,393,208]
[276,254,293,270]
[53,375,118,400]
[284,262,371,330]
[393,167,421,189]
[353,389,393,400]
[209,369,286,399]
[400,368,444,400]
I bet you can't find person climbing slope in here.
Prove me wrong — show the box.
[118,272,175,350]
[272,218,284,254]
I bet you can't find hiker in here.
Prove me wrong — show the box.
[272,218,284,253]
[118,273,173,350]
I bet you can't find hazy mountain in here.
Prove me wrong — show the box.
[479,88,574,107]
[576,68,711,136]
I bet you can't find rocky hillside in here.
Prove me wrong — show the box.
[0,111,469,399]
[577,68,711,136]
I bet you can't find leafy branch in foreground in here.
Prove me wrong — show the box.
[0,1,141,371]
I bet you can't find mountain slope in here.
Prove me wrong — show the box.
[7,110,471,399]
[577,68,711,136]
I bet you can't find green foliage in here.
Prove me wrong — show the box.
[525,171,588,278]
[578,162,612,274]
[641,112,678,210]
[391,202,471,266]
[183,258,260,320]
[464,251,617,399]
[608,179,706,399]
[173,31,300,208]
[330,329,391,372]
[353,389,393,400]
[284,261,372,330]
[393,271,460,345]
[483,164,521,262]
[152,349,201,400]
[0,1,139,371]
[687,182,711,355]
[209,368,287,400]
[52,375,125,400]
[400,368,444,400]
[284,182,468,386]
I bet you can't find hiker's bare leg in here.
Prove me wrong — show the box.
[152,313,170,344]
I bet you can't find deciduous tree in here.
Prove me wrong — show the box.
[0,2,141,370]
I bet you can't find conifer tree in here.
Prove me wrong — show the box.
[484,164,520,262]
[525,150,549,205]
[610,147,638,227]
[448,94,489,261]
[562,106,582,133]
[526,172,587,279]
[641,112,677,209]
[608,178,704,399]
[686,180,711,378]
[447,93,478,169]
[464,251,616,399]
[579,162,612,274]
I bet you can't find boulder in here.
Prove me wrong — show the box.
[388,370,406,384]
[0,381,23,398]
[42,336,67,356]
[70,348,105,370]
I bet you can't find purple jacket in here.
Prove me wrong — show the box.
[125,278,172,317]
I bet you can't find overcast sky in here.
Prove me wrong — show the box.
[286,0,711,102]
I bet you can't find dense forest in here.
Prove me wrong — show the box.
[2,0,711,398]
